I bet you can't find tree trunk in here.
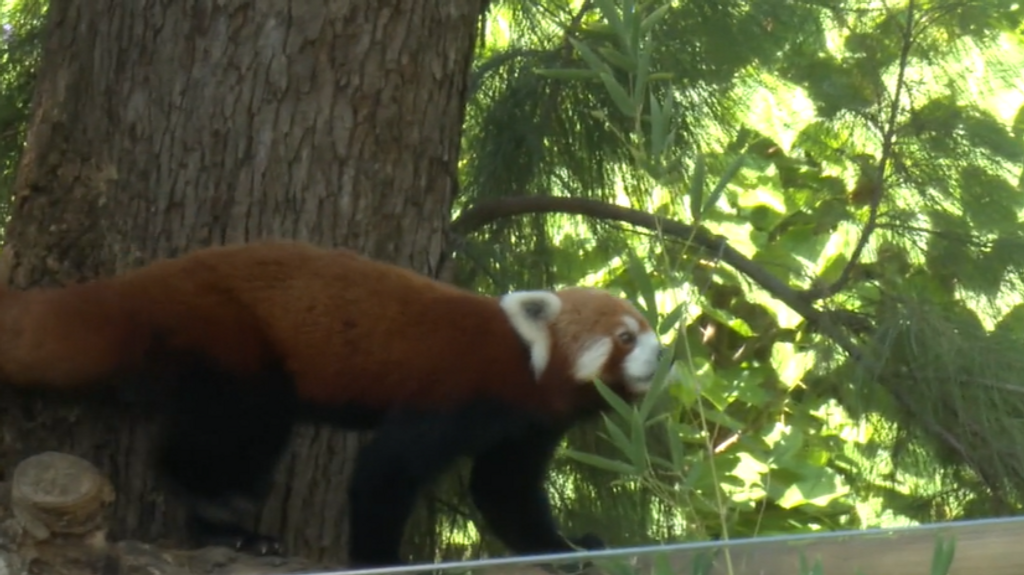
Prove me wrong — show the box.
[1,0,484,564]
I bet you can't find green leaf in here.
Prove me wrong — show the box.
[704,153,746,215]
[658,302,685,336]
[1013,102,1024,140]
[563,448,638,475]
[593,378,636,418]
[701,406,745,429]
[593,0,625,47]
[751,243,802,285]
[648,454,677,472]
[625,248,657,320]
[770,427,805,466]
[931,535,956,575]
[689,153,706,222]
[629,410,648,469]
[597,46,637,73]
[798,554,825,575]
[602,413,634,457]
[651,553,673,575]
[667,423,687,469]
[963,110,1024,163]
[649,90,668,158]
[569,37,612,75]
[637,341,678,421]
[640,4,671,36]
[599,72,637,117]
[959,165,1022,233]
[634,41,652,113]
[625,0,639,56]
[700,304,754,337]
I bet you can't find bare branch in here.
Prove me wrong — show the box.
[452,195,825,327]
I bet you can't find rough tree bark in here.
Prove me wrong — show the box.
[0,0,485,564]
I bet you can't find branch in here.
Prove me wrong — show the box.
[452,196,826,330]
[806,0,917,301]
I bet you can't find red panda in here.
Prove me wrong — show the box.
[0,240,664,566]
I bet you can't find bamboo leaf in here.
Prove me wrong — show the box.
[594,378,635,417]
[667,423,686,469]
[689,153,706,222]
[649,90,666,157]
[603,413,634,456]
[931,535,956,575]
[703,152,746,216]
[629,409,648,469]
[640,4,671,36]
[593,0,625,43]
[634,40,652,113]
[597,46,637,73]
[563,448,638,475]
[625,0,639,56]
[600,72,637,117]
[569,37,612,75]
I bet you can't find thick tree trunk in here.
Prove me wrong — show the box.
[1,0,484,564]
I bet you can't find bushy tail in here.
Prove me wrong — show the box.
[0,283,148,389]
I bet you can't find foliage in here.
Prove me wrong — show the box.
[445,0,1024,563]
[0,0,44,223]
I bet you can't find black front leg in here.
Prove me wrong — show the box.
[154,359,297,557]
[468,425,602,558]
[346,401,540,568]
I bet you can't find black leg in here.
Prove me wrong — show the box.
[347,402,537,567]
[347,410,463,567]
[468,426,582,556]
[153,360,297,556]
[470,427,606,575]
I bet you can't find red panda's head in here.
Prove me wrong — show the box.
[499,287,663,396]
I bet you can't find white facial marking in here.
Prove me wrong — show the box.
[623,330,662,393]
[622,314,640,332]
[499,291,563,380]
[573,337,613,381]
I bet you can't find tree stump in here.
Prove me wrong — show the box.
[10,451,115,542]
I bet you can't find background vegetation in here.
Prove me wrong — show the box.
[3,0,1024,563]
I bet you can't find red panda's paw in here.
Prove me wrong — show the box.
[231,533,286,557]
[191,517,286,557]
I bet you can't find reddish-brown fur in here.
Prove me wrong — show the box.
[0,241,641,418]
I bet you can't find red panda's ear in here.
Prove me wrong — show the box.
[498,291,562,381]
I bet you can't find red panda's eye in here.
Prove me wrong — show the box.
[618,332,636,346]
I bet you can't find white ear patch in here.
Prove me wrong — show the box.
[572,337,613,381]
[499,291,563,380]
